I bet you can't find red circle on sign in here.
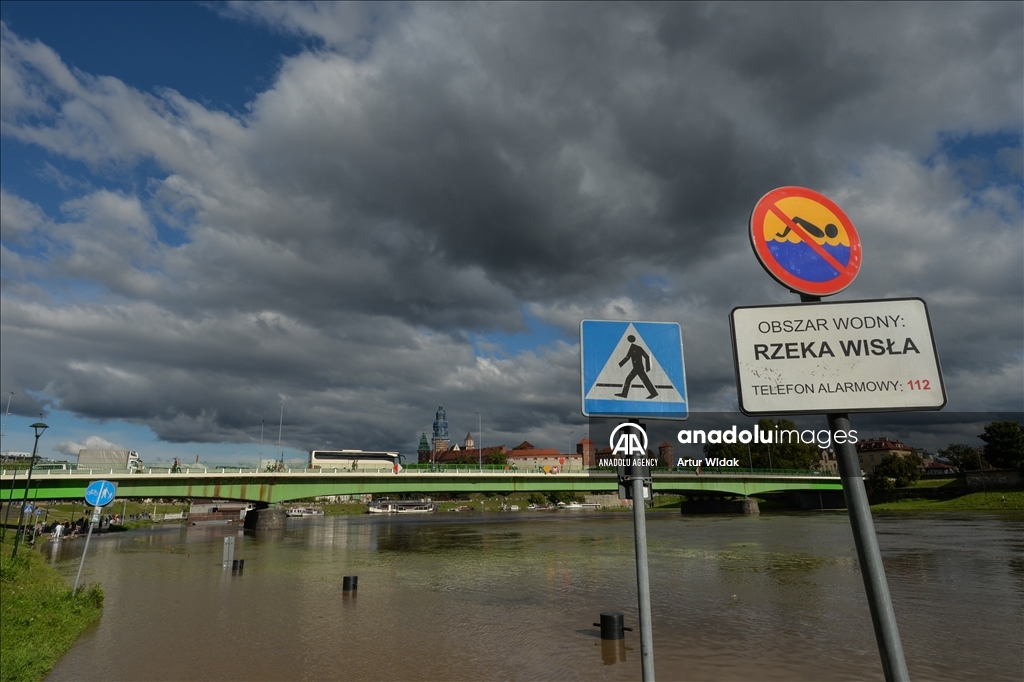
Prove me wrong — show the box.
[749,186,861,296]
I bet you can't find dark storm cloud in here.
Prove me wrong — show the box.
[1,3,1020,455]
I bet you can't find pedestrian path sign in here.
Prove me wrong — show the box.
[84,480,117,507]
[580,320,689,419]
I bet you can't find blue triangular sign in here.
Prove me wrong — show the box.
[580,320,689,419]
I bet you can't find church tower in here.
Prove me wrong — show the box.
[464,431,474,449]
[417,431,431,463]
[432,406,449,455]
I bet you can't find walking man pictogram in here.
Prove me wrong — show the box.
[615,335,658,399]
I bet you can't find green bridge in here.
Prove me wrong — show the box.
[1,467,842,505]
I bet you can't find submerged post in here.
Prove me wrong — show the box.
[830,413,909,682]
[222,536,235,568]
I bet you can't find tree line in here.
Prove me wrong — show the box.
[701,419,1023,488]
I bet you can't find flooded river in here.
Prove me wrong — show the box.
[44,511,1022,681]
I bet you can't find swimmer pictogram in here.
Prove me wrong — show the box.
[750,186,862,296]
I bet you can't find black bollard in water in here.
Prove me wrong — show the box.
[231,559,244,571]
[343,575,353,591]
[593,612,632,640]
[351,575,358,591]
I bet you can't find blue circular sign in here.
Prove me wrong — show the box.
[85,480,117,507]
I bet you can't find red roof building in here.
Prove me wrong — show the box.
[855,438,917,475]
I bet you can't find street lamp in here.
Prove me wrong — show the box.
[11,422,47,559]
[475,412,482,472]
[0,392,12,453]
[0,393,14,542]
[277,403,284,470]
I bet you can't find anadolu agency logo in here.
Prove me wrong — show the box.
[611,422,648,456]
[599,423,659,468]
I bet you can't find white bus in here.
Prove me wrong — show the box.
[309,450,401,471]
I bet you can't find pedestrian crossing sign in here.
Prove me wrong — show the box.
[580,320,689,419]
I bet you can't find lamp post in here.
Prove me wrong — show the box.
[0,392,12,453]
[11,422,47,559]
[0,392,15,543]
[259,419,265,471]
[277,403,284,470]
[476,412,482,472]
[568,431,574,471]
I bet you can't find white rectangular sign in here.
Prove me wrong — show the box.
[730,298,946,415]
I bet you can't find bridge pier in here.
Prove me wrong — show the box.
[679,495,759,515]
[244,507,287,530]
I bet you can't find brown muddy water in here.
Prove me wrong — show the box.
[43,511,1023,681]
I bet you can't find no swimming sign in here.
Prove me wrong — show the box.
[750,186,862,297]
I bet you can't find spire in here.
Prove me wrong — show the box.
[431,406,449,455]
[417,430,432,464]
[432,406,448,440]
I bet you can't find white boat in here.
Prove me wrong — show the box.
[557,501,584,510]
[368,499,435,514]
[286,506,324,517]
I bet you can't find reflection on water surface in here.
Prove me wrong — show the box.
[44,511,1023,681]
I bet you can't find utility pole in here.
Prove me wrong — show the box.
[277,403,284,469]
[0,392,12,454]
[476,412,482,471]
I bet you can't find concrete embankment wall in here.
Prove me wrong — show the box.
[679,496,759,514]
[966,470,1022,490]
[584,494,628,508]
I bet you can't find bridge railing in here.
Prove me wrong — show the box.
[645,467,827,477]
[3,465,834,478]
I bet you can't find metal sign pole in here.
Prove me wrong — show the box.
[630,462,656,682]
[72,505,100,596]
[624,418,656,682]
[795,291,909,682]
[830,413,910,682]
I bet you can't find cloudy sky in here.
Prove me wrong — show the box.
[1,2,1021,463]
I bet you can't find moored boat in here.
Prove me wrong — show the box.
[286,506,324,517]
[368,499,435,514]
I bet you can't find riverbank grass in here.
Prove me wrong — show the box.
[871,491,1024,511]
[0,539,103,682]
